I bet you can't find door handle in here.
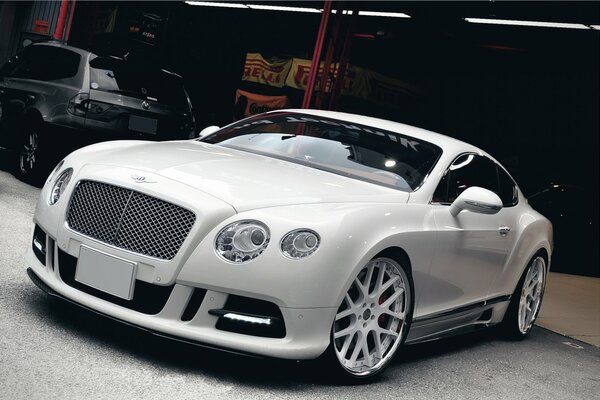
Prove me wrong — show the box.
[499,226,511,236]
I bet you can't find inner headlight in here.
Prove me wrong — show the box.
[215,220,270,263]
[48,168,73,205]
[281,229,320,259]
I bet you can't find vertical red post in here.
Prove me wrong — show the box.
[53,0,71,41]
[64,0,77,41]
[329,11,355,110]
[314,7,343,109]
[301,0,333,109]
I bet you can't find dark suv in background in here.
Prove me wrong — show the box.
[0,41,196,179]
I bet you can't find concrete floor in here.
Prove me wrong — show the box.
[1,167,599,399]
[538,273,600,347]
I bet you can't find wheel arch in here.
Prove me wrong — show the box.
[23,108,44,125]
[374,246,413,276]
[333,242,418,318]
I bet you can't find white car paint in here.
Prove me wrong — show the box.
[26,109,552,361]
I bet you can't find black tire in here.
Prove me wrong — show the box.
[318,257,415,383]
[502,252,547,340]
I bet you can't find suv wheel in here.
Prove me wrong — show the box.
[16,120,46,181]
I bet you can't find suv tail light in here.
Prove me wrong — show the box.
[67,93,89,116]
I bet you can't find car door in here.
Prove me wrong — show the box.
[418,154,516,316]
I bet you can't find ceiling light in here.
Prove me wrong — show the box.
[590,25,600,30]
[247,4,321,13]
[384,159,396,168]
[358,11,411,18]
[464,18,590,30]
[185,1,248,8]
[332,9,354,15]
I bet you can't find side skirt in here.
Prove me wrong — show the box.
[405,296,511,345]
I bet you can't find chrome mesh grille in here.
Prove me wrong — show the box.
[66,180,196,260]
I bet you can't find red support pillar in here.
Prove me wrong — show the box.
[53,0,71,41]
[301,0,333,109]
[314,7,343,109]
[65,0,77,41]
[329,11,355,110]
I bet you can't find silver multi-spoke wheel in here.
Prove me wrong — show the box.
[517,256,545,334]
[332,257,411,376]
[19,130,39,175]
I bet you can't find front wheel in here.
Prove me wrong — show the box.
[502,254,547,339]
[325,257,414,381]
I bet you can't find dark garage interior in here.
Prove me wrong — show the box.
[0,0,599,397]
[3,0,598,275]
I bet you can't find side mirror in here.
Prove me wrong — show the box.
[198,125,220,138]
[449,186,502,217]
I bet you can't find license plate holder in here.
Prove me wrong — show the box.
[129,115,157,135]
[75,246,136,300]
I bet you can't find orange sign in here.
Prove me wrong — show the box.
[235,89,290,118]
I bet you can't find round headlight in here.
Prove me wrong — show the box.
[46,159,65,185]
[281,229,320,259]
[48,168,73,205]
[216,220,270,263]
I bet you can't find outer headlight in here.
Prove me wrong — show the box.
[281,229,320,259]
[45,159,65,185]
[215,220,270,263]
[48,168,73,205]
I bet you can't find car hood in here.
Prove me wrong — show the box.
[76,140,409,212]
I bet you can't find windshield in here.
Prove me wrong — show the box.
[202,112,442,191]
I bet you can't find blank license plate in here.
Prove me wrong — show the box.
[75,246,136,300]
[129,115,157,134]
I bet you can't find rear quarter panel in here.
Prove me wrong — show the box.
[487,201,553,300]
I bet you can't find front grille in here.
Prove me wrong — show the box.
[66,180,196,260]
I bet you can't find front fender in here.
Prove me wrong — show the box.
[176,203,436,311]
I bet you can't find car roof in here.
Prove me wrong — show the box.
[31,41,94,57]
[276,108,484,156]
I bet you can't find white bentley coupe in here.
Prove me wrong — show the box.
[26,109,552,380]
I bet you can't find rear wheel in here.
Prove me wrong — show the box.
[15,119,47,182]
[503,254,547,339]
[326,257,413,381]
[18,128,39,175]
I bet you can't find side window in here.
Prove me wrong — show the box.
[432,154,499,204]
[497,165,518,206]
[7,46,80,81]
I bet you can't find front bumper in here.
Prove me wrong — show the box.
[25,236,335,360]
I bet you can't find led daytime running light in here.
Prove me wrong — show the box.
[223,313,272,325]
